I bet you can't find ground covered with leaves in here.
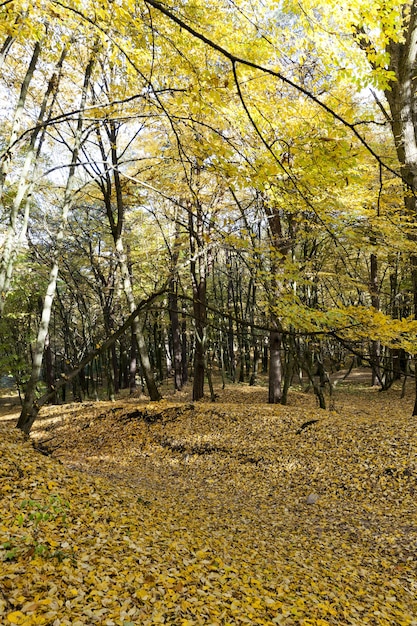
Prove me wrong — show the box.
[1,377,417,625]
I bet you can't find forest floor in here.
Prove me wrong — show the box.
[1,370,417,625]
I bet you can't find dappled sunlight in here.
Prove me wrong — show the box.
[2,380,417,623]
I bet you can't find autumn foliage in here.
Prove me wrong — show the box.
[1,379,417,625]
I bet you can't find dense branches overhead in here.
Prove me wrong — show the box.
[2,0,417,425]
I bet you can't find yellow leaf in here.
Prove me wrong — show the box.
[7,612,25,624]
[135,589,149,600]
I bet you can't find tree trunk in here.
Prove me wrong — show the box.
[375,3,417,412]
[0,35,14,71]
[0,40,41,315]
[181,305,188,385]
[192,281,206,401]
[249,341,260,386]
[16,284,167,432]
[16,44,98,434]
[1,40,69,315]
[17,268,60,433]
[412,263,417,415]
[268,328,282,403]
[96,119,161,401]
[263,199,289,404]
[44,334,56,405]
[129,326,137,394]
[188,196,209,402]
[281,339,294,405]
[0,44,67,315]
[369,251,382,386]
[168,278,183,391]
[227,268,236,382]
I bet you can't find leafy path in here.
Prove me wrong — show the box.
[1,382,417,625]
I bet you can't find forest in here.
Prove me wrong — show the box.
[1,1,417,624]
[1,0,417,430]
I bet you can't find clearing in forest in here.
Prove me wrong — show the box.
[1,378,417,625]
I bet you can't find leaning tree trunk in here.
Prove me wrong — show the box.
[17,285,168,433]
[16,44,98,434]
[17,262,62,434]
[0,35,14,72]
[0,44,67,316]
[0,40,41,315]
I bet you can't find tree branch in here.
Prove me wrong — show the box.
[144,0,399,179]
[32,282,168,411]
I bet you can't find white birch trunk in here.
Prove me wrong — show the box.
[17,44,97,434]
[0,42,66,314]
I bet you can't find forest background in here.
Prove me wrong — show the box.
[3,3,417,625]
[2,0,417,432]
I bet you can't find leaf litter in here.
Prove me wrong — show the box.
[1,381,417,625]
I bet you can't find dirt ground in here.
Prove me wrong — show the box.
[0,392,20,420]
